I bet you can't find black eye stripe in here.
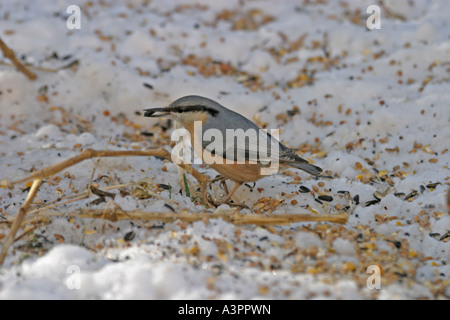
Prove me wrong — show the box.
[169,105,219,117]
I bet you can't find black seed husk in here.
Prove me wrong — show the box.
[299,186,310,193]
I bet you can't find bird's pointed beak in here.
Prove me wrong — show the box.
[143,108,171,117]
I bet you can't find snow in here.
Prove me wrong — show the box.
[295,231,323,250]
[0,0,449,300]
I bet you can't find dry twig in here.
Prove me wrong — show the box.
[10,148,210,187]
[0,37,37,80]
[35,209,349,225]
[0,179,42,265]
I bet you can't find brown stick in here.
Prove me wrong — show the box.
[36,209,349,225]
[0,179,42,265]
[11,148,210,206]
[0,37,37,80]
[11,148,210,186]
[0,61,59,73]
[447,188,450,214]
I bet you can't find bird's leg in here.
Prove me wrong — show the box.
[210,175,228,193]
[200,182,210,207]
[221,182,249,209]
[210,175,227,184]
[208,175,229,200]
[222,180,229,195]
[218,178,229,195]
[223,182,242,204]
[207,178,248,209]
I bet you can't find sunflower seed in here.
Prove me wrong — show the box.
[426,182,441,189]
[404,190,418,201]
[318,195,333,202]
[365,199,380,207]
[387,240,402,249]
[299,186,310,193]
[158,183,171,190]
[90,185,116,199]
[439,231,450,242]
[373,191,384,200]
[394,192,405,200]
[428,233,441,240]
[164,203,175,212]
[124,231,135,241]
[89,197,106,205]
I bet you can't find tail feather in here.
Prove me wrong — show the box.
[286,161,323,176]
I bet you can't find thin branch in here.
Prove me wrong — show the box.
[0,37,37,80]
[10,148,211,206]
[0,61,59,73]
[36,208,349,225]
[0,179,42,265]
[87,138,112,198]
[11,148,210,186]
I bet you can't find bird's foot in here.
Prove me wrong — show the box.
[209,175,229,194]
[207,194,249,209]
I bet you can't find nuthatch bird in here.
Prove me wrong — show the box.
[144,95,322,204]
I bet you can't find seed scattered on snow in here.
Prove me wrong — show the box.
[425,182,441,189]
[318,195,333,202]
[428,233,441,240]
[158,183,171,190]
[365,199,380,207]
[299,186,310,193]
[394,192,406,200]
[373,191,384,200]
[124,231,135,241]
[439,231,450,242]
[164,203,175,212]
[404,190,418,201]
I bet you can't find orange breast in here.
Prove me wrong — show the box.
[188,124,266,183]
[195,142,264,183]
[207,160,264,184]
